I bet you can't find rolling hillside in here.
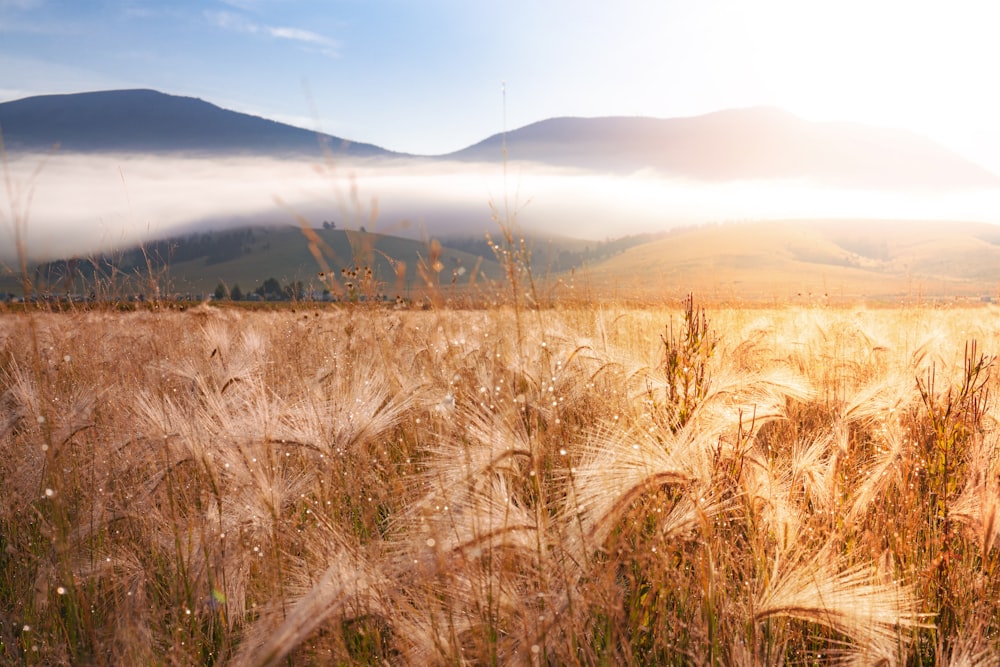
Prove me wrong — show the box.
[11,226,504,300]
[578,220,1000,302]
[10,219,1000,304]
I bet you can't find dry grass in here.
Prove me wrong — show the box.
[3,299,1000,664]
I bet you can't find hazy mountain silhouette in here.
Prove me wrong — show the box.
[0,89,395,157]
[2,90,997,191]
[449,107,1000,191]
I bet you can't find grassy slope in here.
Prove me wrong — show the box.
[162,226,507,296]
[581,219,1000,301]
[9,219,1000,303]
[1,226,506,298]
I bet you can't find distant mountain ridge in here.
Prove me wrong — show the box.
[1,89,998,191]
[449,108,1000,190]
[0,89,395,156]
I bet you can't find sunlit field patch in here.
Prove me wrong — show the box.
[2,300,999,664]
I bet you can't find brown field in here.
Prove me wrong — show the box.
[2,297,1000,664]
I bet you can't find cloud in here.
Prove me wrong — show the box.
[268,26,329,46]
[204,9,339,56]
[204,9,258,33]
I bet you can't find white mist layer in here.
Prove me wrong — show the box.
[3,152,1000,263]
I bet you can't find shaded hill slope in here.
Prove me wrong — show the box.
[0,89,394,157]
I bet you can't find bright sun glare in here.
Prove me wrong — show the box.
[724,1,1000,167]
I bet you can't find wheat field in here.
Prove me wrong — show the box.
[2,297,1000,665]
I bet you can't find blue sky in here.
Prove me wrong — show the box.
[3,0,1000,165]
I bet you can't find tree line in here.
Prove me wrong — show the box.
[214,277,307,301]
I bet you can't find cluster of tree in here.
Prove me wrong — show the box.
[254,277,305,300]
[213,283,244,300]
[214,277,306,301]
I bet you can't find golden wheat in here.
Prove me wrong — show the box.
[5,304,1000,663]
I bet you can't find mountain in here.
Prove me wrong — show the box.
[3,90,996,192]
[448,108,1000,191]
[580,219,1000,302]
[0,89,395,157]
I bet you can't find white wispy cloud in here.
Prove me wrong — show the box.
[204,9,340,57]
[204,9,258,33]
[269,26,327,45]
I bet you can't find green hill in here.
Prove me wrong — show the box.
[3,225,505,300]
[11,219,1000,305]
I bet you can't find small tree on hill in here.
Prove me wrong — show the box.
[255,277,282,300]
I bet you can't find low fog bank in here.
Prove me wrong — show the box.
[4,151,1000,264]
